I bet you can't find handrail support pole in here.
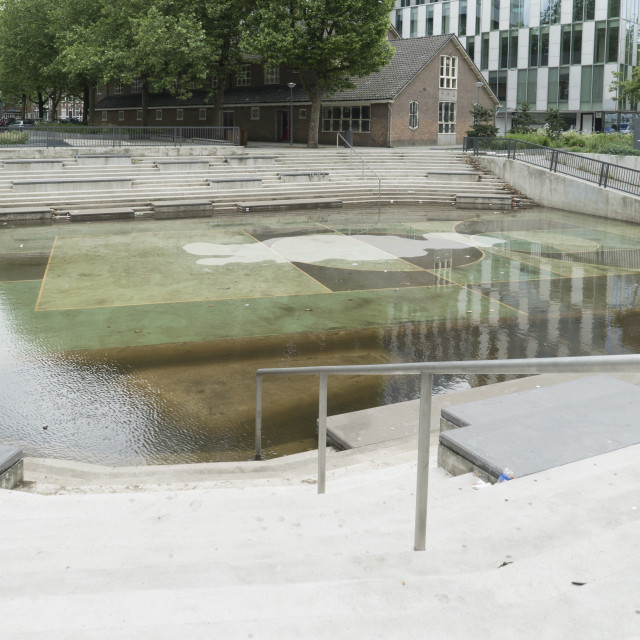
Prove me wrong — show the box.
[254,374,263,460]
[318,373,328,494]
[414,372,433,551]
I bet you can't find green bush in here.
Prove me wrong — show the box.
[506,131,550,146]
[0,131,28,145]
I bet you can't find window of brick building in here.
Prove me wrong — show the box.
[439,56,458,89]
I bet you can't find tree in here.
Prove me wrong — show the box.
[245,0,395,148]
[0,0,67,120]
[466,104,499,137]
[510,102,535,134]
[544,107,564,139]
[610,67,640,111]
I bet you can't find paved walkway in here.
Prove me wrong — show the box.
[3,374,640,639]
[3,441,639,639]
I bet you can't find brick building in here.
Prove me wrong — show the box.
[94,33,498,146]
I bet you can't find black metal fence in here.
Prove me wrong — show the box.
[0,126,241,147]
[464,137,640,198]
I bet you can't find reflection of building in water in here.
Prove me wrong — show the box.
[376,270,640,404]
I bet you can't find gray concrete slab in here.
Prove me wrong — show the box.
[440,375,640,479]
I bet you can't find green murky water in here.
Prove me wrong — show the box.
[1,207,639,464]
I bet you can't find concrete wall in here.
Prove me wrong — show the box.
[474,155,640,223]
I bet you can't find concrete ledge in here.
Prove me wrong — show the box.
[277,171,329,183]
[12,177,133,193]
[429,170,479,182]
[474,155,640,222]
[68,208,136,221]
[225,155,275,166]
[0,206,52,221]
[155,159,210,171]
[235,198,342,212]
[152,200,212,219]
[76,154,132,167]
[208,176,262,190]
[3,159,64,171]
[0,445,23,490]
[456,193,512,209]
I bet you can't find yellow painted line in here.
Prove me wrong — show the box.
[34,236,58,312]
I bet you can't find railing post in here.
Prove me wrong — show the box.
[599,162,609,188]
[254,373,263,460]
[550,149,558,172]
[414,372,433,551]
[318,373,328,494]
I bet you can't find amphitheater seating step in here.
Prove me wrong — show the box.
[234,197,342,212]
[0,206,52,222]
[456,193,512,208]
[68,207,136,221]
[151,200,213,219]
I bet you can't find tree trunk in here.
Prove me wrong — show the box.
[82,85,90,125]
[37,91,45,121]
[21,94,27,120]
[212,82,226,127]
[306,84,323,149]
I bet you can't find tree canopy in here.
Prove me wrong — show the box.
[244,0,395,147]
[0,0,394,136]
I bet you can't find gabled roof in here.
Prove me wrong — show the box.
[95,34,498,110]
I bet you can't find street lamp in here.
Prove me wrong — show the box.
[475,81,483,125]
[287,82,296,145]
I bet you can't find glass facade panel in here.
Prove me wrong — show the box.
[517,69,528,102]
[609,0,620,18]
[561,25,572,64]
[481,33,490,68]
[548,67,559,104]
[595,21,607,62]
[607,19,620,62]
[442,3,450,33]
[559,67,570,105]
[426,5,434,36]
[509,30,519,67]
[592,64,604,108]
[527,69,537,103]
[410,7,418,37]
[574,0,584,21]
[541,27,550,65]
[530,28,540,66]
[572,24,583,64]
[459,0,467,35]
[500,31,509,68]
[492,0,500,29]
[581,66,593,107]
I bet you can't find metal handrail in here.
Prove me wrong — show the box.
[336,133,381,214]
[464,136,640,197]
[255,354,640,551]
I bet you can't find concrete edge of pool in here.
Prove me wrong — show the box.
[15,371,640,493]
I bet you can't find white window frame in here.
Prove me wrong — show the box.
[409,101,419,129]
[102,111,108,122]
[321,105,371,132]
[236,64,251,87]
[155,109,163,121]
[176,108,184,121]
[136,109,142,121]
[250,106,260,120]
[113,81,123,95]
[199,108,207,121]
[132,77,142,93]
[439,55,458,90]
[211,77,218,89]
[299,109,307,119]
[118,110,124,121]
[264,67,280,84]
[438,101,456,134]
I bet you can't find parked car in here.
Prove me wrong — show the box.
[8,119,36,129]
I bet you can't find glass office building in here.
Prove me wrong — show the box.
[391,0,640,131]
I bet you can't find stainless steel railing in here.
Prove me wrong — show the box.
[255,354,640,550]
[336,133,381,214]
[464,136,640,197]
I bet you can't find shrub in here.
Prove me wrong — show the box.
[0,131,28,145]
